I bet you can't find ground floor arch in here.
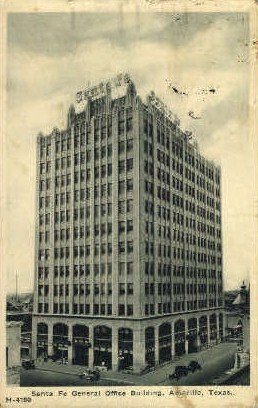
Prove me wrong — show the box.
[36,322,48,358]
[219,313,224,339]
[53,323,69,362]
[145,327,155,366]
[210,314,217,342]
[187,317,198,353]
[199,315,208,345]
[72,324,89,366]
[159,323,172,364]
[93,325,112,370]
[118,328,133,370]
[174,319,186,356]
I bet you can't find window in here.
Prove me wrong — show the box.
[107,164,112,176]
[40,163,45,174]
[101,184,106,197]
[101,223,106,235]
[118,221,125,233]
[40,180,45,191]
[118,141,125,153]
[38,285,43,296]
[118,121,124,135]
[127,139,133,151]
[127,199,133,212]
[100,304,105,315]
[93,304,99,314]
[95,167,99,178]
[119,283,125,295]
[118,181,125,194]
[94,205,99,216]
[100,263,106,275]
[119,242,125,253]
[94,244,99,256]
[101,165,106,177]
[107,282,112,295]
[118,160,125,173]
[118,304,125,316]
[127,304,133,316]
[126,158,133,171]
[118,262,125,275]
[101,204,106,216]
[118,200,125,213]
[94,148,100,160]
[145,304,149,315]
[127,262,133,275]
[127,283,133,295]
[127,179,133,191]
[86,150,91,161]
[107,144,112,156]
[45,231,50,243]
[127,241,133,253]
[127,220,133,232]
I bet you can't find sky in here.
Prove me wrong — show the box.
[5,11,255,294]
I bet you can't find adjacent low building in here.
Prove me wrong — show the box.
[32,74,225,372]
[225,282,250,351]
[6,321,22,386]
[7,311,32,359]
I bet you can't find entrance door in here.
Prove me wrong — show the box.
[73,344,88,366]
[94,350,112,369]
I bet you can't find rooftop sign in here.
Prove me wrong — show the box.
[147,91,180,126]
[76,73,131,104]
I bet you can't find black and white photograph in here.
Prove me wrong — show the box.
[1,1,256,407]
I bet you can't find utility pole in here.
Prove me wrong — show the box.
[15,271,18,302]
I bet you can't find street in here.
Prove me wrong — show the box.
[163,345,235,385]
[20,368,121,387]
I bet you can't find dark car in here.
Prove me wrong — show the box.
[169,365,189,381]
[79,369,100,382]
[188,360,202,373]
[22,359,35,370]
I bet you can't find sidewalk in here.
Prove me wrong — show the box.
[35,341,237,386]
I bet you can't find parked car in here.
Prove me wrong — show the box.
[188,360,202,373]
[169,365,189,381]
[79,369,100,382]
[22,359,35,370]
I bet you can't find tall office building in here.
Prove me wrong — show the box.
[32,74,224,372]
